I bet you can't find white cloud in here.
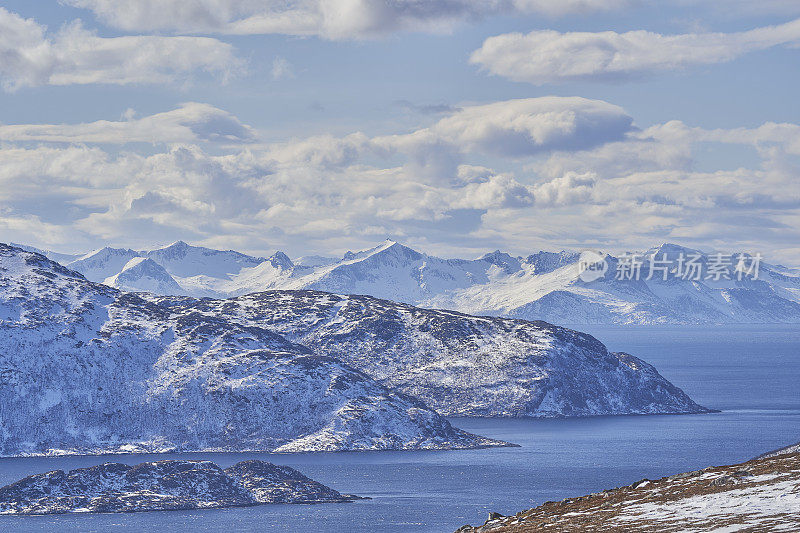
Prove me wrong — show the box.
[455,174,535,209]
[698,122,800,156]
[0,211,71,247]
[1,98,799,262]
[679,0,800,16]
[61,0,631,40]
[422,97,634,156]
[470,18,800,84]
[0,8,241,91]
[533,171,596,206]
[512,0,632,16]
[271,57,295,80]
[0,103,257,144]
[373,97,634,183]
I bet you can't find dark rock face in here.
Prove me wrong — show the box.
[0,460,362,515]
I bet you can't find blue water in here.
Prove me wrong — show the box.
[1,326,798,532]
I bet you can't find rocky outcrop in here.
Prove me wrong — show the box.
[0,460,363,515]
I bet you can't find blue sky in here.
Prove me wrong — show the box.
[1,1,799,262]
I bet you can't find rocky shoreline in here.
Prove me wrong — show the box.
[0,459,364,515]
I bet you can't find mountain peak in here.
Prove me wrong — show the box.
[647,243,704,257]
[480,250,522,274]
[525,250,580,274]
[268,251,294,270]
[163,240,190,250]
[341,239,415,262]
[106,257,183,294]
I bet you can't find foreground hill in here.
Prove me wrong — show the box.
[152,291,711,418]
[0,244,505,456]
[39,240,800,325]
[456,451,800,532]
[0,459,362,514]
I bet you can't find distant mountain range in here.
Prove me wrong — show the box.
[17,239,800,325]
[0,243,707,456]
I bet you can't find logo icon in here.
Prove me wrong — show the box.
[578,250,608,282]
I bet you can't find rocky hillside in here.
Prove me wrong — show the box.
[0,459,362,514]
[0,244,505,456]
[759,440,800,459]
[151,291,711,418]
[456,451,800,532]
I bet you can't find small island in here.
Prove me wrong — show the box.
[0,459,364,515]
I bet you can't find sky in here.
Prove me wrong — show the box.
[0,1,799,263]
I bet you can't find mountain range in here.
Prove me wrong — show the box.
[20,239,800,325]
[0,243,707,456]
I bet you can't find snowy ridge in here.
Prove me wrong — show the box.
[151,291,711,418]
[104,257,184,294]
[0,244,506,457]
[47,240,800,324]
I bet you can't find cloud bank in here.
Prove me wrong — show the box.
[0,103,256,144]
[471,18,800,84]
[0,8,241,91]
[1,96,799,262]
[61,0,631,39]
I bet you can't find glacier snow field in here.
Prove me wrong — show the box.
[0,325,798,533]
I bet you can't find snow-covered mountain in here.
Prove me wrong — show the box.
[0,244,505,457]
[51,240,800,324]
[157,290,710,418]
[9,243,82,266]
[104,257,184,294]
[0,243,708,458]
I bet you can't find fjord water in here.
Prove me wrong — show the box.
[1,326,798,533]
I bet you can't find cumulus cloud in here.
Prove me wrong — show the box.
[423,97,633,156]
[374,97,634,182]
[470,18,800,84]
[0,8,241,91]
[455,174,535,210]
[0,103,257,144]
[2,96,799,262]
[61,0,630,40]
[533,171,596,206]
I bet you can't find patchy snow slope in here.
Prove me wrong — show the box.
[456,450,800,532]
[0,244,506,457]
[152,290,711,418]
